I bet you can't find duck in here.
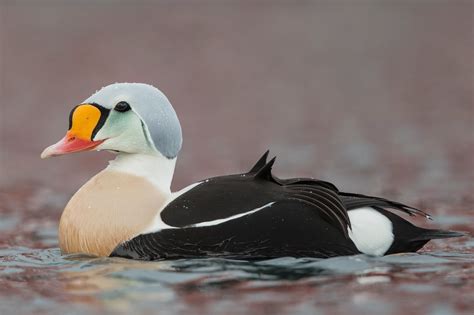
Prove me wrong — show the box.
[41,83,463,260]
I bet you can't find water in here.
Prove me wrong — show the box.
[1,247,473,315]
[1,186,473,315]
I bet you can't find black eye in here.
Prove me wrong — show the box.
[114,101,131,112]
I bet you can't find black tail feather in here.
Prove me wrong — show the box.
[340,192,431,219]
[413,229,467,241]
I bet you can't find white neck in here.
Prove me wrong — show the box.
[106,153,176,194]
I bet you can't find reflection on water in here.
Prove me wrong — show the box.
[0,205,473,315]
[0,181,473,315]
[0,172,472,315]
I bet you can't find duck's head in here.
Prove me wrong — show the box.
[41,83,182,159]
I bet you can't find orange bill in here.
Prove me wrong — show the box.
[41,104,107,158]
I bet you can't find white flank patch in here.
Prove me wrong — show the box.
[348,207,394,256]
[190,202,275,228]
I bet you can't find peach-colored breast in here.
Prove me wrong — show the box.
[59,170,169,257]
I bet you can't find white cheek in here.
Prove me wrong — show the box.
[348,207,394,256]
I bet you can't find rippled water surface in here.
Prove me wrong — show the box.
[0,186,473,315]
[1,245,474,315]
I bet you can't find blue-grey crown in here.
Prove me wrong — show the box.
[84,83,182,158]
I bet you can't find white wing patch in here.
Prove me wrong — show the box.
[348,207,394,256]
[189,202,275,228]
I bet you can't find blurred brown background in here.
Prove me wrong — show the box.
[1,0,473,206]
[0,3,473,314]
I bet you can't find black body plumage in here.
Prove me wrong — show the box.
[111,151,463,260]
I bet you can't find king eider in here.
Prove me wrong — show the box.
[41,83,463,260]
